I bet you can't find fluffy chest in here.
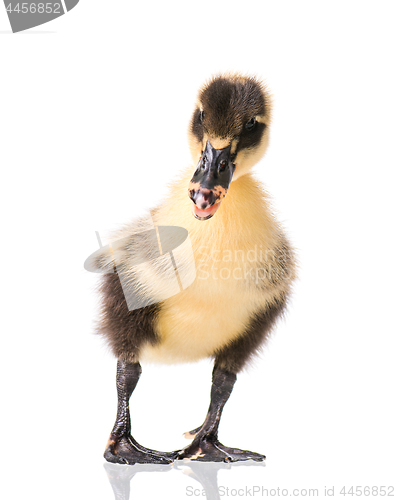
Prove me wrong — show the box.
[140,239,276,364]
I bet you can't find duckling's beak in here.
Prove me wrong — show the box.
[188,141,235,220]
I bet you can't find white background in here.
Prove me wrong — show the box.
[1,1,395,499]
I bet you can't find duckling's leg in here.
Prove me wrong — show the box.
[176,365,265,462]
[104,360,174,465]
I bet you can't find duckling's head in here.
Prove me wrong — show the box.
[188,73,272,220]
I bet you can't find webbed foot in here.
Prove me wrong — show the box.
[104,435,174,465]
[176,436,265,463]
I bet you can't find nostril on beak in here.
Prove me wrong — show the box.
[194,189,214,210]
[194,193,207,209]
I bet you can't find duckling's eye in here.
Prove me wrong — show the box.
[219,160,227,173]
[200,110,205,122]
[245,118,256,131]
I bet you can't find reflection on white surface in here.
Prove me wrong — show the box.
[104,460,265,500]
[104,462,172,500]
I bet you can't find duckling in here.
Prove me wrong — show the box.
[92,73,296,465]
